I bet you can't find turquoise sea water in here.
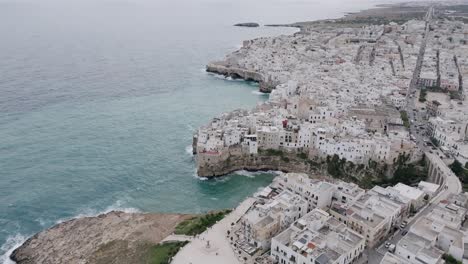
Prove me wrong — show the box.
[0,0,386,261]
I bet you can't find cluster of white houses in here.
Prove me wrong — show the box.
[381,193,468,264]
[195,19,439,169]
[415,17,468,164]
[427,100,468,163]
[230,173,444,264]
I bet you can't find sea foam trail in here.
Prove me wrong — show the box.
[185,145,194,157]
[192,168,209,181]
[54,200,140,225]
[251,90,268,95]
[0,234,27,264]
[234,170,282,178]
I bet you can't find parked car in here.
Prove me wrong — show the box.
[400,222,407,229]
[402,230,408,236]
[388,244,396,253]
[385,242,391,248]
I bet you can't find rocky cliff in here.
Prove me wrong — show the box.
[10,211,192,264]
[197,150,322,178]
[206,62,276,93]
[196,148,398,189]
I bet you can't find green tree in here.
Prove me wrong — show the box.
[443,254,462,264]
[450,160,464,177]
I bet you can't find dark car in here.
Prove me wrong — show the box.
[402,230,408,236]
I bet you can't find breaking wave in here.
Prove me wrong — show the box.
[55,200,140,225]
[185,145,193,156]
[251,90,268,95]
[191,169,208,181]
[0,234,27,264]
[186,124,195,132]
[233,170,283,178]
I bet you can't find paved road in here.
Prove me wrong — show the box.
[365,7,454,263]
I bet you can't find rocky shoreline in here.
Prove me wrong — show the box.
[206,62,277,93]
[10,211,193,264]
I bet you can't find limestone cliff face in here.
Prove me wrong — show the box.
[196,151,319,177]
[206,63,276,93]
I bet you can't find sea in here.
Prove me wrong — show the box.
[0,0,396,261]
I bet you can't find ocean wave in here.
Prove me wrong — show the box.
[251,90,268,95]
[205,72,245,82]
[55,200,140,225]
[234,170,283,178]
[186,124,195,132]
[35,218,47,227]
[191,169,208,181]
[0,234,27,264]
[214,175,231,183]
[185,145,193,156]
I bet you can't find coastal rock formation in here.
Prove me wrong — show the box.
[234,22,260,27]
[196,145,327,178]
[10,211,192,264]
[198,152,314,177]
[206,62,276,92]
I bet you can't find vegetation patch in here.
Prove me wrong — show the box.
[419,89,427,102]
[261,149,285,157]
[175,210,231,236]
[296,152,308,160]
[400,110,410,128]
[145,241,188,264]
[443,254,462,264]
[89,240,188,264]
[375,153,427,186]
[449,160,468,183]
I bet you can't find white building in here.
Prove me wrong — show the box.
[271,209,365,264]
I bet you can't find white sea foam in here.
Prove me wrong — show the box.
[205,72,245,82]
[234,170,282,178]
[35,218,47,227]
[55,200,140,225]
[251,90,268,95]
[214,175,231,183]
[192,169,208,181]
[185,145,193,156]
[0,234,27,264]
[186,124,195,132]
